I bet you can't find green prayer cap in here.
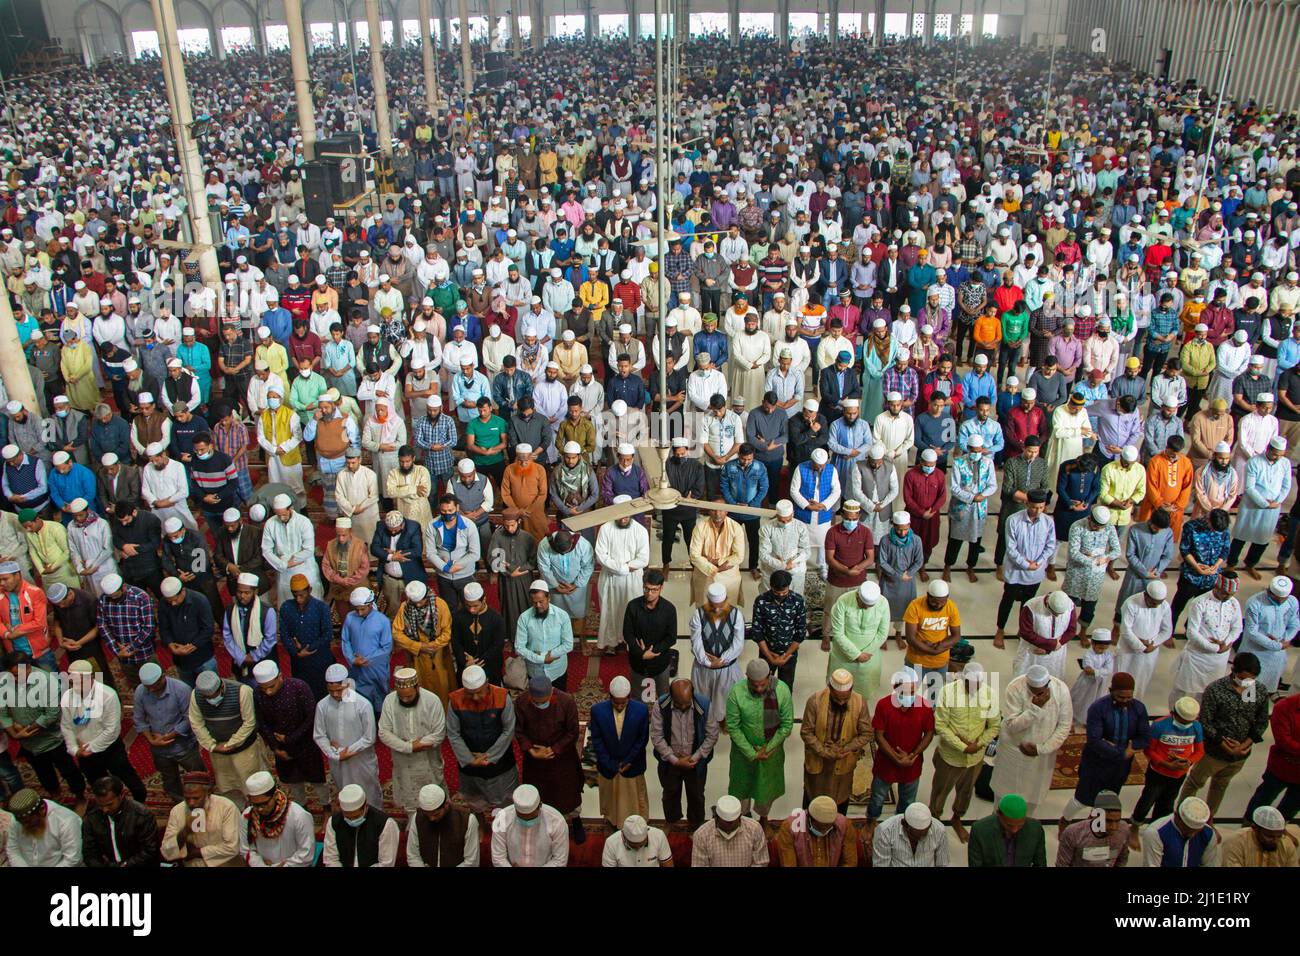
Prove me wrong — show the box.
[17,508,37,523]
[998,794,1028,820]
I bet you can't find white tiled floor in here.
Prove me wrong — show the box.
[578,451,1299,864]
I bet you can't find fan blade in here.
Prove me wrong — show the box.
[679,498,778,519]
[561,498,654,533]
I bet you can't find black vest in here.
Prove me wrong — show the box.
[331,807,389,867]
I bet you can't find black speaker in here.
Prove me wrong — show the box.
[314,133,364,202]
[302,161,335,224]
[485,51,509,87]
[316,132,363,159]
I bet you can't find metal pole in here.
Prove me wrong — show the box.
[283,0,318,159]
[419,0,440,113]
[459,0,474,94]
[365,0,394,157]
[150,0,223,299]
[654,0,669,451]
[1194,0,1245,219]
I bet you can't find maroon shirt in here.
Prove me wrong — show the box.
[287,330,324,366]
[824,523,874,588]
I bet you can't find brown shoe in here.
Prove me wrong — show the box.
[1245,566,1262,580]
[966,568,978,584]
[995,566,1005,583]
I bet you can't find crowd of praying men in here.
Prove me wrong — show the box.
[0,30,1297,866]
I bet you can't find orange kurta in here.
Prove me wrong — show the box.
[501,461,551,541]
[1138,453,1194,543]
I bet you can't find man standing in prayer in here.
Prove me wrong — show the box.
[1059,672,1151,829]
[801,668,873,813]
[1001,589,1078,681]
[515,674,586,843]
[257,385,304,494]
[1056,790,1134,867]
[501,443,550,540]
[1115,581,1175,699]
[321,516,371,622]
[131,661,204,803]
[1177,653,1272,815]
[451,582,506,686]
[490,783,569,867]
[650,676,718,830]
[993,489,1057,643]
[690,582,746,721]
[335,447,380,547]
[537,527,595,624]
[189,669,270,810]
[241,771,316,867]
[322,783,399,867]
[990,664,1073,816]
[624,568,677,699]
[1222,805,1299,867]
[758,499,810,594]
[931,659,1001,843]
[392,579,454,705]
[278,573,334,701]
[827,580,891,704]
[313,663,383,809]
[867,667,935,833]
[689,505,746,608]
[341,586,393,715]
[1239,576,1300,696]
[1132,697,1205,831]
[251,660,328,809]
[378,667,447,814]
[406,783,480,867]
[447,664,519,812]
[223,572,279,685]
[751,570,807,689]
[262,493,323,603]
[590,675,652,827]
[490,509,537,638]
[1063,505,1122,633]
[593,498,651,654]
[726,658,795,824]
[1171,572,1242,707]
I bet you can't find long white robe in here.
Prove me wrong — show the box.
[313,690,384,809]
[262,512,324,604]
[1232,412,1279,487]
[334,466,380,548]
[241,800,317,866]
[1170,592,1242,707]
[594,521,650,650]
[990,674,1073,810]
[728,329,772,409]
[377,688,446,813]
[141,459,199,532]
[67,516,118,596]
[1113,593,1174,699]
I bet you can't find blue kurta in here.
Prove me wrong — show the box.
[1233,455,1292,545]
[1241,592,1300,692]
[341,610,394,714]
[49,463,99,517]
[177,342,213,404]
[828,416,872,492]
[536,536,595,620]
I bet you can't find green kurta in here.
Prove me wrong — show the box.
[827,593,891,702]
[25,521,80,591]
[725,678,794,805]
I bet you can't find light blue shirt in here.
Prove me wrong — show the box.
[1004,510,1057,585]
[514,607,575,680]
[957,416,1005,455]
[451,370,492,423]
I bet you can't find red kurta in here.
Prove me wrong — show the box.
[903,466,948,555]
[870,696,935,784]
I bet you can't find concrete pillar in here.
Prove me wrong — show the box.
[922,0,934,46]
[728,0,739,45]
[365,0,394,157]
[511,0,522,54]
[283,0,318,160]
[437,0,451,50]
[585,0,595,38]
[970,0,984,46]
[149,0,223,303]
[487,0,498,48]
[213,24,226,60]
[532,0,544,50]
[874,0,885,46]
[346,15,358,53]
[420,0,440,112]
[458,0,474,93]
[0,286,37,413]
[828,0,839,45]
[776,0,789,48]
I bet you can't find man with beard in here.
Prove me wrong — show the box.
[650,675,719,830]
[251,660,327,809]
[157,576,217,686]
[447,664,519,812]
[490,509,538,638]
[161,516,224,623]
[378,667,447,814]
[109,500,163,593]
[501,443,550,541]
[278,573,334,701]
[536,526,594,623]
[222,572,279,685]
[335,447,380,548]
[303,390,358,518]
[595,499,651,654]
[406,783,480,867]
[262,493,323,604]
[321,516,372,621]
[64,497,117,597]
[313,662,383,808]
[663,437,707,565]
[5,787,82,866]
[241,770,316,867]
[214,507,270,599]
[451,582,506,686]
[392,579,454,705]
[341,586,393,716]
[514,674,586,843]
[1059,672,1151,832]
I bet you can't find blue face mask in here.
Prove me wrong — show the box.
[842,519,859,532]
[207,694,224,707]
[809,823,829,838]
[898,694,915,706]
[921,465,935,475]
[344,815,366,828]
[56,410,68,418]
[197,451,212,460]
[268,397,281,409]
[533,700,550,710]
[518,815,540,829]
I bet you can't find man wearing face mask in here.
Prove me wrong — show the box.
[322,782,399,868]
[490,783,569,868]
[406,783,479,868]
[775,794,860,868]
[1238,576,1300,697]
[313,662,384,809]
[1059,670,1150,833]
[690,794,768,867]
[257,384,304,495]
[188,669,270,811]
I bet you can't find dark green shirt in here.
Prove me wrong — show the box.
[466,414,508,466]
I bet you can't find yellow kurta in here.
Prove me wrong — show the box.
[59,341,100,412]
[25,521,80,590]
[688,517,746,606]
[385,464,434,526]
[391,597,455,705]
[257,342,292,395]
[1098,461,1147,526]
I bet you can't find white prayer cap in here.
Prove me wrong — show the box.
[811,448,828,464]
[920,448,938,463]
[160,576,183,598]
[1271,436,1288,451]
[775,499,794,517]
[891,511,911,526]
[1025,665,1051,688]
[167,357,182,368]
[237,572,260,587]
[1091,505,1111,524]
[458,458,476,474]
[2,401,18,416]
[64,497,86,514]
[804,399,820,412]
[891,667,920,686]
[404,579,430,603]
[1122,445,1139,462]
[529,579,550,593]
[869,443,886,460]
[100,453,119,467]
[394,667,418,685]
[904,803,933,829]
[1146,580,1168,601]
[515,443,534,456]
[716,795,743,822]
[1234,329,1249,343]
[966,434,985,449]
[419,784,447,812]
[249,504,267,521]
[609,676,632,698]
[1090,629,1113,644]
[706,583,727,604]
[427,395,443,409]
[563,441,582,455]
[258,326,272,339]
[580,364,593,374]
[102,573,123,594]
[829,668,854,692]
[1022,388,1037,400]
[462,664,488,690]
[325,663,349,683]
[512,784,541,814]
[612,494,633,506]
[253,660,280,684]
[545,360,559,370]
[163,516,183,534]
[1269,576,1293,597]
[622,815,648,842]
[858,581,881,604]
[927,579,949,598]
[842,398,860,408]
[974,353,989,366]
[1258,392,1275,403]
[349,587,374,607]
[52,451,70,466]
[338,784,367,811]
[616,443,635,457]
[611,400,628,416]
[246,771,276,796]
[463,582,485,601]
[145,441,165,457]
[138,662,162,685]
[223,508,241,523]
[885,390,903,402]
[367,324,381,334]
[45,583,68,603]
[1177,797,1211,828]
[1047,590,1073,615]
[1005,377,1020,388]
[1252,804,1286,830]
[335,517,352,529]
[273,493,293,510]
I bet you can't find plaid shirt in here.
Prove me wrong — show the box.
[1233,371,1272,406]
[220,335,253,374]
[957,237,982,262]
[413,412,459,478]
[664,252,694,294]
[96,586,157,663]
[212,418,250,470]
[881,365,921,406]
[1147,308,1181,346]
[1073,312,1097,340]
[326,263,353,289]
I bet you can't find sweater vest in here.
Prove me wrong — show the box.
[414,807,471,867]
[793,462,835,525]
[315,416,349,460]
[1156,818,1214,867]
[195,680,255,753]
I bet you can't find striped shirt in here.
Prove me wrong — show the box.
[212,419,250,470]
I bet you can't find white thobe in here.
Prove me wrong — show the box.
[377,689,447,813]
[482,334,517,377]
[262,513,324,603]
[257,411,305,495]
[313,690,383,808]
[67,517,118,596]
[1233,413,1279,485]
[687,369,728,412]
[758,517,810,593]
[7,800,81,866]
[990,674,1073,810]
[594,522,650,650]
[490,805,569,867]
[241,801,317,866]
[334,466,380,547]
[1114,593,1174,699]
[729,330,772,409]
[1170,593,1242,706]
[141,459,199,532]
[532,381,568,462]
[873,410,916,510]
[849,462,899,541]
[1209,341,1251,403]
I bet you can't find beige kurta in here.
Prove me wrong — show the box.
[335,465,381,546]
[188,684,272,799]
[688,517,746,606]
[386,464,434,526]
[160,795,243,867]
